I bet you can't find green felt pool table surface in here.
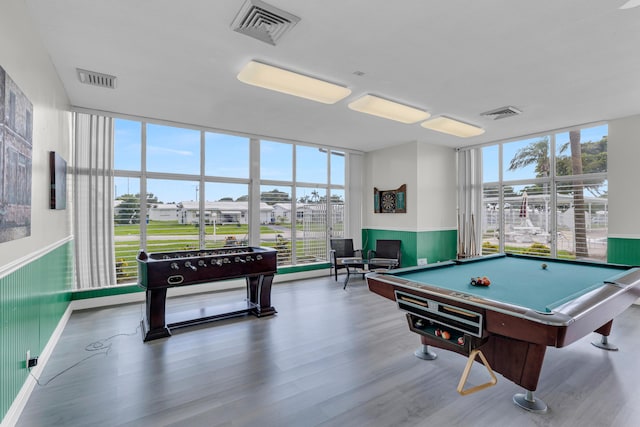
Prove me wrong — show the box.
[391,254,634,313]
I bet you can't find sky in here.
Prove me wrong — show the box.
[114,119,345,204]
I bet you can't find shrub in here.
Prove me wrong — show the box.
[523,243,550,256]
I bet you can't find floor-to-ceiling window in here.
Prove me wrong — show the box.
[479,123,608,261]
[111,118,346,285]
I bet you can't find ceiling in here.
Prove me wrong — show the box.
[25,0,640,152]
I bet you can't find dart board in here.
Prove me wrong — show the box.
[374,184,406,213]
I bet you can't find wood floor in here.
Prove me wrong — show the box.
[17,275,640,427]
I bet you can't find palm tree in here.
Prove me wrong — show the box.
[569,130,588,257]
[508,133,590,258]
[508,137,550,178]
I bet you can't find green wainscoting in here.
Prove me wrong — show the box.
[0,241,74,422]
[608,237,640,265]
[362,229,457,267]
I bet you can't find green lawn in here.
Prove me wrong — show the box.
[114,220,277,236]
[113,221,331,283]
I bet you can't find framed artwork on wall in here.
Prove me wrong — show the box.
[374,184,406,213]
[0,65,33,243]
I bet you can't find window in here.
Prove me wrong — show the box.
[146,124,200,175]
[108,118,348,286]
[205,132,249,178]
[482,145,498,183]
[296,145,327,184]
[114,120,141,171]
[330,151,345,186]
[260,185,292,265]
[8,92,15,129]
[503,136,550,181]
[555,125,607,177]
[296,186,328,263]
[329,188,345,238]
[114,177,141,283]
[203,182,250,249]
[146,178,200,253]
[479,124,608,261]
[261,140,292,181]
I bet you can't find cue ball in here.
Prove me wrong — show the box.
[541,263,548,270]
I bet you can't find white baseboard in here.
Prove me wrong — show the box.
[1,305,73,427]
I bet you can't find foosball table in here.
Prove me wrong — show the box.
[137,246,277,342]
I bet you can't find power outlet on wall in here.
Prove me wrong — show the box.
[25,349,38,369]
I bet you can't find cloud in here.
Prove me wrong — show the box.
[147,145,193,156]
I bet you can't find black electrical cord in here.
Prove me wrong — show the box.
[29,324,141,387]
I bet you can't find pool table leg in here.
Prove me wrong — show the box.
[513,390,548,413]
[414,338,437,360]
[591,320,619,351]
[592,335,619,351]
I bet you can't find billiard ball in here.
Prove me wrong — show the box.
[471,276,490,286]
[435,329,441,337]
[457,337,465,345]
[541,263,548,270]
[441,331,451,340]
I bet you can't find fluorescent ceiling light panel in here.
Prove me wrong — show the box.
[620,0,640,9]
[421,116,485,138]
[348,95,430,124]
[237,60,351,104]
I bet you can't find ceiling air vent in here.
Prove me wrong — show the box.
[480,106,522,120]
[231,0,300,46]
[77,69,117,89]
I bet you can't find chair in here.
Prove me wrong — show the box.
[367,239,402,270]
[330,238,362,281]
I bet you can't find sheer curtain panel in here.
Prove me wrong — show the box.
[73,113,115,289]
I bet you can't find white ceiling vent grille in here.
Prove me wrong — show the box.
[231,0,300,46]
[77,68,117,89]
[480,106,522,120]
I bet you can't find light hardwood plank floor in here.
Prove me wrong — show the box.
[16,275,640,427]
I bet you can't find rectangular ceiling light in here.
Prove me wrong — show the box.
[237,60,351,104]
[348,94,430,124]
[420,116,485,138]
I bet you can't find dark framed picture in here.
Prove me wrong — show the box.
[49,151,67,209]
[374,184,406,213]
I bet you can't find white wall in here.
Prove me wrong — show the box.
[346,152,364,248]
[363,142,418,230]
[416,143,457,231]
[608,114,640,238]
[363,141,457,232]
[0,0,72,266]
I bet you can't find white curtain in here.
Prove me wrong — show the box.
[457,148,483,258]
[73,113,115,289]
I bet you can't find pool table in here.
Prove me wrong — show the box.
[366,253,640,412]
